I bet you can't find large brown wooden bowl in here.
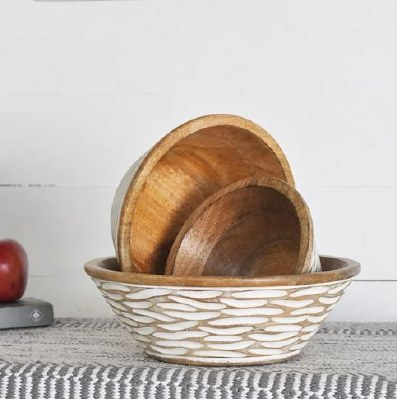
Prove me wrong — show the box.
[111,114,295,274]
[85,255,360,366]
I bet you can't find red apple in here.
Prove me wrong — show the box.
[0,239,28,302]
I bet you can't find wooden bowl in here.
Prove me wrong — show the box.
[166,177,320,277]
[85,255,360,366]
[111,114,295,274]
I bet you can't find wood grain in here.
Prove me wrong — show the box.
[84,255,360,287]
[113,114,295,274]
[165,177,315,277]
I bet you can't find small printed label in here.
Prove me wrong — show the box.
[29,309,42,322]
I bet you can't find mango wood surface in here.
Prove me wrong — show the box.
[114,114,295,274]
[166,177,314,277]
[84,256,360,287]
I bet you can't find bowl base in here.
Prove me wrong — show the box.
[146,349,301,367]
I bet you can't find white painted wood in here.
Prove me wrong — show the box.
[1,94,397,188]
[0,1,396,187]
[327,281,397,322]
[90,278,348,364]
[0,187,115,277]
[24,277,397,321]
[1,185,396,280]
[0,0,396,320]
[0,182,395,319]
[301,186,397,281]
[25,276,113,318]
[0,91,395,188]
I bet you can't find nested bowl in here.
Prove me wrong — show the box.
[166,176,321,277]
[111,114,295,274]
[85,256,359,366]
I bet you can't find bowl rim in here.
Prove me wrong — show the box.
[85,255,360,287]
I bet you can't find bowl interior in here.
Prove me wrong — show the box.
[166,177,314,277]
[122,115,294,275]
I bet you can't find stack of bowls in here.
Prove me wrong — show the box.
[85,114,360,366]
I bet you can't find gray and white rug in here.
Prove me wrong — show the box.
[0,319,396,399]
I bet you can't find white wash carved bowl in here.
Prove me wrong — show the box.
[85,256,359,366]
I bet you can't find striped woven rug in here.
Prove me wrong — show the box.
[0,319,396,399]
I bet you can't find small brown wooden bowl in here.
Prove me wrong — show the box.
[166,177,320,277]
[111,114,295,274]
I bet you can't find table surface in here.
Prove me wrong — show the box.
[0,319,396,399]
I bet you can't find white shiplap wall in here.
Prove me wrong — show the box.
[0,0,396,320]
